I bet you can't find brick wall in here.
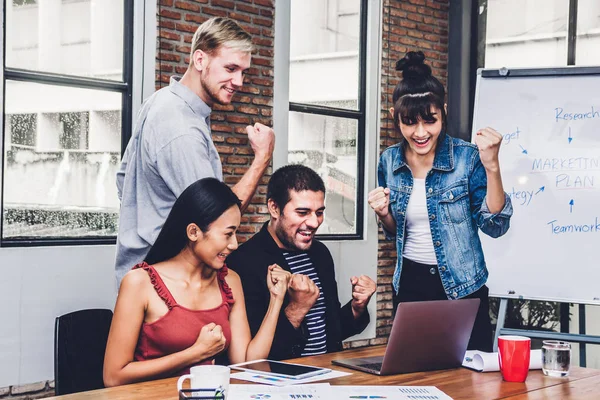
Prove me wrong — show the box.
[0,1,449,397]
[154,0,449,352]
[0,381,54,399]
[155,0,447,352]
[143,0,449,352]
[367,0,450,347]
[156,0,276,239]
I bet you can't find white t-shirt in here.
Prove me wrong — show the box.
[403,178,437,265]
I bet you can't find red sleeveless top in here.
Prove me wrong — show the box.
[133,262,234,376]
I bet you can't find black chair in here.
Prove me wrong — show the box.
[54,309,113,395]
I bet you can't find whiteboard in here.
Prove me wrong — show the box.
[471,68,600,304]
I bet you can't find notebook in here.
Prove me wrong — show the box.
[332,299,480,375]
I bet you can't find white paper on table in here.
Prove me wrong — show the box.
[228,383,332,399]
[462,349,543,372]
[231,369,351,386]
[332,385,454,400]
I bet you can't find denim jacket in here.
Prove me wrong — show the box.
[378,134,513,299]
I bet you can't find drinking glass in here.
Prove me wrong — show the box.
[542,340,571,377]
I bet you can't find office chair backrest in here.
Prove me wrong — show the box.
[54,309,113,395]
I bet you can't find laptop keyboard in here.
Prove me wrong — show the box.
[358,362,382,371]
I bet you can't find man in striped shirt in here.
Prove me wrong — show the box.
[227,165,376,360]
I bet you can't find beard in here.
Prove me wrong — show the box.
[275,222,301,251]
[200,76,230,106]
[274,219,314,252]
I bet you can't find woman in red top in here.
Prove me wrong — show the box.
[103,178,290,386]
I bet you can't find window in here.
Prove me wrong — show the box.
[478,0,600,367]
[576,0,600,65]
[287,0,367,238]
[1,0,133,244]
[59,112,89,150]
[8,114,36,147]
[480,0,600,67]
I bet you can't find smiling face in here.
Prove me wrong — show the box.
[397,105,443,159]
[196,45,251,106]
[269,190,325,252]
[189,205,241,270]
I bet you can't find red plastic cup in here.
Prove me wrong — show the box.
[498,335,531,382]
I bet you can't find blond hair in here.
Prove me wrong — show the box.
[190,17,254,64]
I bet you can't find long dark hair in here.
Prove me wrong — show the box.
[145,178,241,265]
[392,51,447,135]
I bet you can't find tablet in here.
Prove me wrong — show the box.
[229,359,331,380]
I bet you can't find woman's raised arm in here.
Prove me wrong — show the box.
[226,266,289,364]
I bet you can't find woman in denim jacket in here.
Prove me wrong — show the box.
[368,51,513,351]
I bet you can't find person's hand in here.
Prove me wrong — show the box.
[266,264,291,301]
[288,274,320,311]
[475,127,503,172]
[284,274,320,328]
[246,122,275,162]
[193,323,226,361]
[350,275,376,318]
[368,187,390,218]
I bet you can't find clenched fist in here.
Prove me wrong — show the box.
[474,127,502,172]
[288,274,320,309]
[267,264,292,301]
[368,187,391,218]
[193,322,226,362]
[350,275,376,318]
[246,122,275,162]
[284,274,320,328]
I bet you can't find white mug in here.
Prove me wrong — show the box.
[177,365,230,398]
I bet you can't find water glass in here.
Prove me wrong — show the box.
[542,340,571,377]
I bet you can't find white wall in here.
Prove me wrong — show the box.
[0,0,156,386]
[274,0,383,341]
[0,246,118,387]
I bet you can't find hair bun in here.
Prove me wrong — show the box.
[395,51,431,80]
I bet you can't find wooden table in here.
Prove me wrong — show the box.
[503,374,600,399]
[48,345,600,399]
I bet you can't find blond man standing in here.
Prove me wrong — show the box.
[115,17,274,286]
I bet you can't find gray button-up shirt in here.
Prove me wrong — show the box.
[115,77,222,286]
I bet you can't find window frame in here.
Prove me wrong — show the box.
[285,0,369,241]
[462,0,596,366]
[449,0,586,143]
[0,0,134,247]
[478,0,582,69]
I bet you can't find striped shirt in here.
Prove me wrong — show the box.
[284,251,327,356]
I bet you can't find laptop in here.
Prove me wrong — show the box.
[332,298,480,375]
